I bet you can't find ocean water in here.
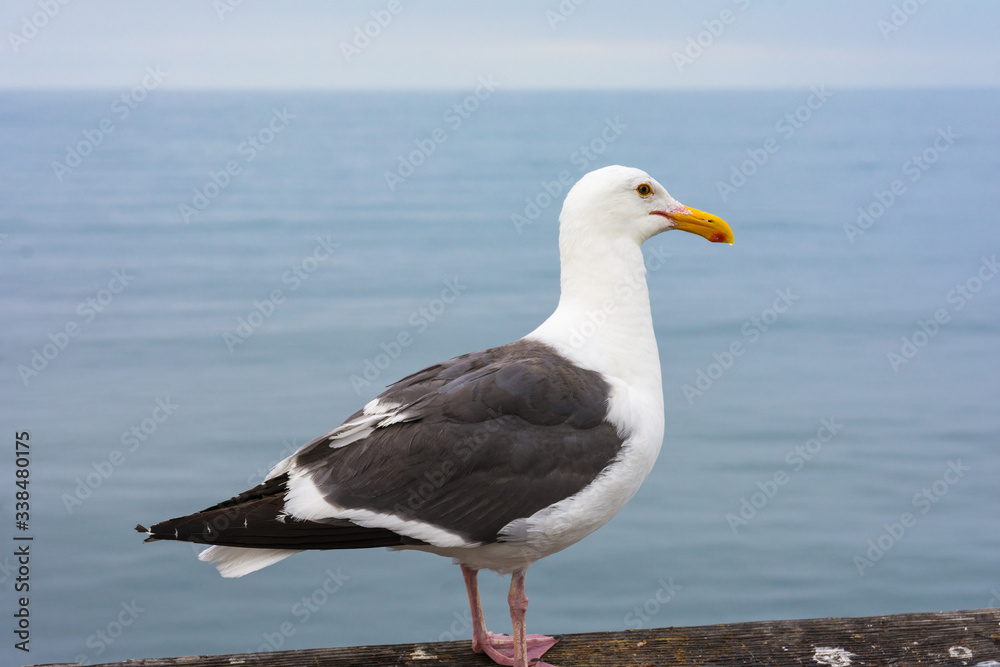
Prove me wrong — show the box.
[1,88,998,665]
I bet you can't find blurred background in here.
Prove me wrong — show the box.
[1,2,998,665]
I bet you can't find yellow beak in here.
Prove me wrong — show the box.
[656,207,734,245]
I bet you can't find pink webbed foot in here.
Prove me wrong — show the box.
[472,631,560,666]
[461,564,559,666]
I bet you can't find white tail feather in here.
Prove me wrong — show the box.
[198,546,301,578]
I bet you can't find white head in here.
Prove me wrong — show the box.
[530,166,733,392]
[559,165,733,248]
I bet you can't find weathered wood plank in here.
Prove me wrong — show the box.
[30,608,1000,667]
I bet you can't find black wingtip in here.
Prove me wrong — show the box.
[135,524,160,542]
[136,524,162,543]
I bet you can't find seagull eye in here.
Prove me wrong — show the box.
[636,183,653,197]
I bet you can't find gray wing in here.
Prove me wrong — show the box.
[293,338,624,544]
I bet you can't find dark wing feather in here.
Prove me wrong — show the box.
[294,339,623,544]
[137,472,423,550]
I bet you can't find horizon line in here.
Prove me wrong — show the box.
[1,83,997,93]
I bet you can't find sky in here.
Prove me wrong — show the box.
[1,0,999,90]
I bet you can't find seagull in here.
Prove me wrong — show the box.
[137,165,733,667]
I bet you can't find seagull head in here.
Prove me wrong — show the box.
[560,165,734,246]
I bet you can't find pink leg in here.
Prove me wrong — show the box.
[461,564,493,655]
[459,564,560,667]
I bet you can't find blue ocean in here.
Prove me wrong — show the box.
[2,88,998,665]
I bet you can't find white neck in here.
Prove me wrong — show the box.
[527,234,663,400]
